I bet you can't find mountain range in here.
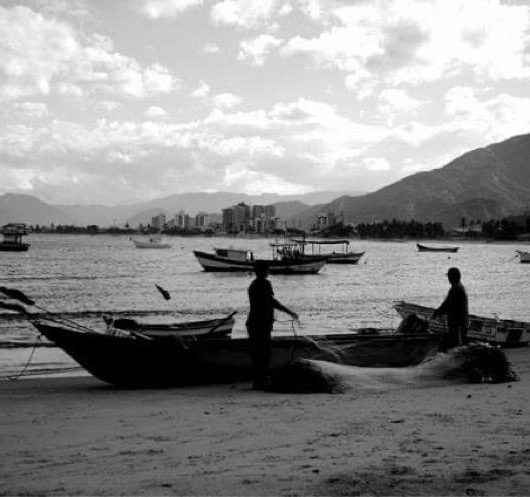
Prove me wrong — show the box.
[1,133,529,228]
[288,133,530,228]
[0,191,358,227]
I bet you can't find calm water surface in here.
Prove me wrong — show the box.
[1,234,528,377]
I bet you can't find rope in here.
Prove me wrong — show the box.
[6,335,41,381]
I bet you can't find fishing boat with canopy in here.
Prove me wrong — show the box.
[0,223,30,252]
[289,238,365,264]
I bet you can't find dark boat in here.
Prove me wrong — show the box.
[32,321,439,387]
[0,223,30,252]
[193,248,327,274]
[417,243,458,253]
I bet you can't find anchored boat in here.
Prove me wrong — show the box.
[290,239,365,264]
[132,236,171,249]
[193,247,327,274]
[0,223,30,252]
[417,243,459,253]
[394,301,530,346]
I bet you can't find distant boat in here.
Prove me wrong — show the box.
[516,250,530,263]
[417,243,459,253]
[394,301,530,346]
[193,247,327,274]
[0,223,30,252]
[289,239,365,264]
[132,236,171,249]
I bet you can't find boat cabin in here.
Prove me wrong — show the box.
[291,238,350,255]
[0,223,30,251]
[269,241,306,260]
[214,247,254,262]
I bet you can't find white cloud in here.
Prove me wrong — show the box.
[0,5,179,100]
[362,157,391,171]
[13,102,49,118]
[281,0,530,88]
[238,34,283,66]
[210,0,281,29]
[141,0,203,19]
[191,80,211,98]
[213,92,243,109]
[203,42,220,54]
[144,106,168,118]
[222,163,305,194]
[97,100,121,112]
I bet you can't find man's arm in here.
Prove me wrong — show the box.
[432,291,451,319]
[272,298,299,321]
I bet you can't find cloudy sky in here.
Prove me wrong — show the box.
[1,0,530,204]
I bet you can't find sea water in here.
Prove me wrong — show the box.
[0,234,528,377]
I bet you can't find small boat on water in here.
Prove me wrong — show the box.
[0,223,30,252]
[417,243,459,253]
[132,236,171,249]
[516,250,530,263]
[32,320,439,387]
[103,312,236,338]
[289,239,365,264]
[394,301,530,346]
[193,247,327,274]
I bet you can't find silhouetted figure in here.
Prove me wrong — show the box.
[246,261,298,389]
[432,267,469,352]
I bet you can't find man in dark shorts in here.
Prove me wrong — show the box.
[432,267,469,352]
[246,261,299,389]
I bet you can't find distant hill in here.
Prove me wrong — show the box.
[0,194,75,226]
[290,133,530,229]
[0,190,359,227]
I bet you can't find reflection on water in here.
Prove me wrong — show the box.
[1,234,529,376]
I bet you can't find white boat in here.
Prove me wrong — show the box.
[193,247,327,274]
[132,236,171,249]
[394,301,530,345]
[289,238,364,264]
[516,250,530,263]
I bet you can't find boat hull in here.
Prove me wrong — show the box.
[394,301,530,346]
[0,243,30,251]
[193,251,327,274]
[132,240,171,249]
[326,252,365,264]
[417,243,458,253]
[33,322,438,387]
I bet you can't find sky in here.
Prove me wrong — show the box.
[1,0,530,205]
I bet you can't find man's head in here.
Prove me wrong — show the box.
[447,267,461,285]
[254,261,269,278]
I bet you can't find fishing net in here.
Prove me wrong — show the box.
[266,359,347,393]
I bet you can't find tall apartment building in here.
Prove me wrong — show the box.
[151,213,166,231]
[232,202,251,232]
[222,207,234,232]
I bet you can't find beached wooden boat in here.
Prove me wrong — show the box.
[417,243,459,253]
[516,250,530,263]
[394,301,530,346]
[31,321,439,387]
[193,248,327,274]
[102,313,235,338]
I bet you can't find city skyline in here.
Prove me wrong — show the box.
[1,0,530,205]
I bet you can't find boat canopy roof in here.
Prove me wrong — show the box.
[291,238,350,245]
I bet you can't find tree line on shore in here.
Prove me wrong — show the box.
[25,215,530,240]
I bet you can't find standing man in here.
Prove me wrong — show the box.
[432,267,469,352]
[246,261,299,389]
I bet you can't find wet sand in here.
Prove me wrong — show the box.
[1,348,529,496]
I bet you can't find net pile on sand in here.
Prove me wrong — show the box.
[266,343,518,394]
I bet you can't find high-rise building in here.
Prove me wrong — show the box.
[195,212,207,228]
[252,205,265,219]
[222,207,234,232]
[151,213,166,231]
[264,204,276,219]
[232,202,251,232]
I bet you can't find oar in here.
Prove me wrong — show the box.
[155,284,171,300]
[0,287,94,333]
[0,301,30,315]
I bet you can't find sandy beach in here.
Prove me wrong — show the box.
[1,348,529,497]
